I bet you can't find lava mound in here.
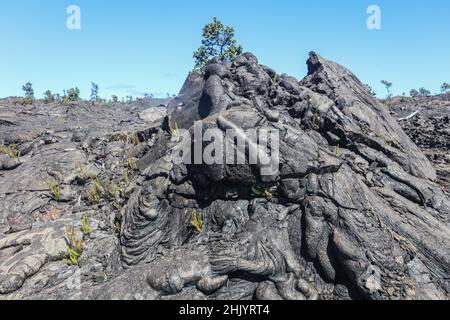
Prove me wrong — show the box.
[108,52,450,300]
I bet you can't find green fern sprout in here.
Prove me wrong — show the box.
[51,180,61,200]
[88,188,101,204]
[127,158,137,171]
[43,177,61,200]
[94,177,104,194]
[0,144,20,159]
[88,176,105,204]
[191,209,204,233]
[124,169,129,185]
[169,121,180,138]
[131,134,140,146]
[63,225,84,266]
[335,144,341,157]
[81,216,91,237]
[108,182,120,208]
[119,181,126,198]
[78,163,86,180]
[108,182,117,200]
[251,186,274,199]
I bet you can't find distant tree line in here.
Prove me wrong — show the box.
[372,81,449,99]
[18,82,176,106]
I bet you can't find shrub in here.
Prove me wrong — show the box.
[441,83,450,93]
[43,90,55,103]
[193,17,243,71]
[419,87,431,97]
[90,82,100,103]
[63,87,81,102]
[410,89,420,97]
[111,95,119,103]
[381,80,393,99]
[22,82,34,104]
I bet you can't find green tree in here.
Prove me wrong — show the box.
[90,82,100,103]
[410,89,420,98]
[381,80,393,99]
[22,82,34,104]
[193,17,243,70]
[419,87,431,97]
[64,87,81,102]
[111,95,119,103]
[43,90,55,103]
[441,82,450,93]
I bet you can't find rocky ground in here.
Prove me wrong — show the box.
[388,94,450,193]
[0,53,448,300]
[0,99,167,299]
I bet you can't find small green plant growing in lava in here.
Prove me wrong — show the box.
[81,216,91,237]
[88,176,105,204]
[127,159,137,171]
[123,169,130,185]
[63,225,84,266]
[130,133,140,146]
[251,186,273,199]
[335,144,341,157]
[50,179,61,200]
[43,177,61,200]
[169,121,180,139]
[191,209,204,233]
[119,182,126,199]
[108,181,121,209]
[0,144,20,159]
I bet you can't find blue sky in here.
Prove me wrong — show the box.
[1,0,449,99]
